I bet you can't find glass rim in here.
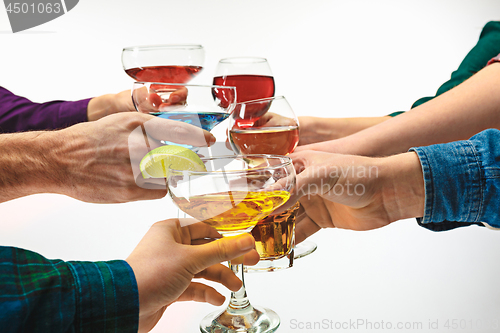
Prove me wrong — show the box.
[218,56,268,64]
[167,154,293,175]
[236,95,286,106]
[122,44,204,52]
[133,81,237,91]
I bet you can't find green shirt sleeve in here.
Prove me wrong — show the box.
[389,21,500,116]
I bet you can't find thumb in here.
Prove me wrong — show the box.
[188,234,255,273]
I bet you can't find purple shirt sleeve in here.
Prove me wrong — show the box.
[0,87,91,133]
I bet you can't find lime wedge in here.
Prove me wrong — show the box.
[139,145,206,178]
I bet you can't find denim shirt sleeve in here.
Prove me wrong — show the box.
[0,246,139,333]
[409,129,500,231]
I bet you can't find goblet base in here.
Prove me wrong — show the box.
[245,241,318,273]
[200,305,279,333]
[294,240,317,259]
[244,249,293,273]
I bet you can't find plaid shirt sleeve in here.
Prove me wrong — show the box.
[0,246,139,333]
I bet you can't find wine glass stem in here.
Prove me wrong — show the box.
[227,262,253,313]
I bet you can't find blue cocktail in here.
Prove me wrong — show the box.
[132,82,237,150]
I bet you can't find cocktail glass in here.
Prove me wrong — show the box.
[228,96,317,265]
[122,44,204,83]
[167,155,296,333]
[132,82,236,149]
[213,57,274,103]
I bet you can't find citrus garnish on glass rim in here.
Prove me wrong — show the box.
[139,145,206,178]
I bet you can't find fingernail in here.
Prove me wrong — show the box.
[209,135,216,145]
[237,234,254,251]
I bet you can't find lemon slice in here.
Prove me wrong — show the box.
[139,145,206,178]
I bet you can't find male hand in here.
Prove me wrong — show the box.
[126,218,259,333]
[48,112,215,203]
[290,150,425,242]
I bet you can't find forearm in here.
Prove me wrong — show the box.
[320,63,500,156]
[378,152,425,222]
[298,116,390,145]
[0,131,64,202]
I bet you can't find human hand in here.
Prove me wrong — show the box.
[126,218,259,333]
[45,112,215,203]
[133,86,189,114]
[290,150,425,242]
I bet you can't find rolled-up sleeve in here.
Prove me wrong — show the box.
[410,129,500,231]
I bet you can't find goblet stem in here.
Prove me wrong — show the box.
[227,263,253,313]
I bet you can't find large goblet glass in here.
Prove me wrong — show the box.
[122,44,204,83]
[228,96,299,156]
[167,155,296,333]
[228,96,317,267]
[213,57,275,103]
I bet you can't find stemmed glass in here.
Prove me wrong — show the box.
[122,44,204,83]
[228,96,317,268]
[213,57,275,103]
[228,96,299,156]
[167,155,296,333]
[131,82,237,148]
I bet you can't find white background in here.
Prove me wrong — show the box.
[1,1,500,332]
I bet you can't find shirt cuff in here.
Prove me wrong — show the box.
[387,111,405,117]
[67,260,139,333]
[409,141,485,231]
[56,98,91,128]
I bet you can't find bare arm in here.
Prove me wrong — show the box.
[297,116,391,145]
[298,63,500,156]
[0,131,58,202]
[0,112,215,204]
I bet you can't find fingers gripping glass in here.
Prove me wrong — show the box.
[167,155,296,333]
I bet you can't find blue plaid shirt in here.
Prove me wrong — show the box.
[0,246,139,332]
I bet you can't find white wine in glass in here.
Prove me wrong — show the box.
[167,155,296,333]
